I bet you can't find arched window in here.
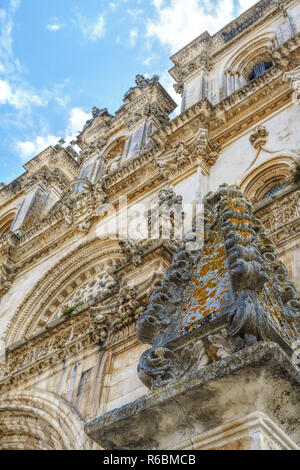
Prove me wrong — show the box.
[248,60,273,81]
[262,182,288,200]
[103,136,127,173]
[239,156,295,203]
[223,35,276,98]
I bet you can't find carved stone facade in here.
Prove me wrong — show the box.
[0,0,300,450]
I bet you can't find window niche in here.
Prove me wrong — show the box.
[104,136,127,173]
[242,53,274,83]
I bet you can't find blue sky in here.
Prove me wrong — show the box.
[0,0,257,184]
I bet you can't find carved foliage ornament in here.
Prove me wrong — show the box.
[49,179,107,233]
[136,184,299,390]
[138,329,236,390]
[90,287,143,347]
[194,129,221,165]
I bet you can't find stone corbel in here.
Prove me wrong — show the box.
[118,239,145,266]
[193,128,221,167]
[156,141,191,180]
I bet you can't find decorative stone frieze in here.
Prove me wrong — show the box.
[48,179,107,233]
[0,309,94,387]
[254,185,300,246]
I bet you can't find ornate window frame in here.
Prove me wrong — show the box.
[239,155,295,203]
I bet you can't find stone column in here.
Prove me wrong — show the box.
[234,72,241,91]
[199,70,205,99]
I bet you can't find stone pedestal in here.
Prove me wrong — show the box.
[85,342,299,450]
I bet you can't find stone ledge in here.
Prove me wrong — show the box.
[85,342,300,450]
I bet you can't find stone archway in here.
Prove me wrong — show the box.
[4,237,122,345]
[0,390,92,450]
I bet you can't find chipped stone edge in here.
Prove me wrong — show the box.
[85,341,300,443]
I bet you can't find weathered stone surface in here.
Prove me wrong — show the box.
[1,0,300,450]
[136,183,299,391]
[85,342,300,450]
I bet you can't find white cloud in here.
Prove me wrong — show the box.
[129,28,138,47]
[142,56,155,66]
[77,13,106,41]
[15,107,91,162]
[146,0,258,53]
[10,0,21,13]
[65,107,91,142]
[127,8,143,18]
[0,79,12,103]
[0,2,69,113]
[46,18,65,32]
[16,135,60,161]
[159,70,180,112]
[238,0,257,10]
[0,79,47,109]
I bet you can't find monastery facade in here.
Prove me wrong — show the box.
[0,0,299,450]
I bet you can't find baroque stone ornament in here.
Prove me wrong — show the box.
[249,125,269,149]
[193,128,221,166]
[0,232,17,298]
[148,188,184,241]
[90,286,143,347]
[48,179,107,233]
[136,183,299,390]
